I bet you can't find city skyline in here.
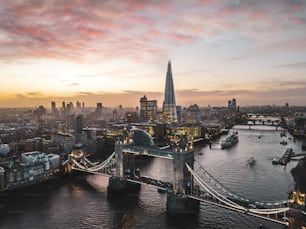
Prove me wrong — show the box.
[1,0,306,108]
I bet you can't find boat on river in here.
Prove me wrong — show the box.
[221,132,238,149]
[247,157,256,167]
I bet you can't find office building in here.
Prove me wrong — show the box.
[228,98,237,111]
[51,101,56,114]
[96,103,103,116]
[140,95,157,122]
[75,114,83,133]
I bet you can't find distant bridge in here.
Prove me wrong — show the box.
[246,114,283,130]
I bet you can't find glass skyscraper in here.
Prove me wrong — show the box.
[163,61,177,122]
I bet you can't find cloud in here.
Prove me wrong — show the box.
[274,81,306,87]
[14,93,27,99]
[0,0,171,63]
[67,83,79,86]
[12,91,47,99]
[1,0,306,63]
[77,74,99,78]
[26,92,44,97]
[78,92,96,96]
[277,62,306,68]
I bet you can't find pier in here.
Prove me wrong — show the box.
[273,148,306,165]
[278,148,295,165]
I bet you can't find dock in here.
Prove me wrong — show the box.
[272,148,306,165]
[274,148,295,165]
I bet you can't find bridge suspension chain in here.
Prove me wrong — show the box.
[71,152,116,172]
[187,163,290,216]
[186,163,247,211]
[195,160,288,207]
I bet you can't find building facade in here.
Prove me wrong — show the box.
[139,95,157,122]
[228,98,237,111]
[184,104,201,124]
[52,132,75,154]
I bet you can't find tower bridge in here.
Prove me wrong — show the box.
[64,133,302,227]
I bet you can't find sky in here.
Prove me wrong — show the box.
[0,0,306,109]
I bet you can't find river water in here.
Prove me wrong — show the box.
[0,125,304,229]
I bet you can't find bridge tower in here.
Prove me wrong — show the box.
[107,137,140,194]
[166,144,200,216]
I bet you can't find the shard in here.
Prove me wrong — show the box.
[163,61,177,122]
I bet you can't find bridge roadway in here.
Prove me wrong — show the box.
[121,143,203,160]
[72,166,290,226]
[72,166,173,191]
[68,150,293,226]
[122,145,174,159]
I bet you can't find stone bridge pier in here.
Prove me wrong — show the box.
[166,146,199,216]
[107,139,140,194]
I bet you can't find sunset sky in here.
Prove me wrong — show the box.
[1,0,306,109]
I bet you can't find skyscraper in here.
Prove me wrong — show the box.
[51,101,57,115]
[163,61,177,122]
[96,102,103,116]
[75,114,83,133]
[228,98,237,111]
[139,95,157,122]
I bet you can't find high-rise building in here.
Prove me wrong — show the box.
[96,103,103,115]
[67,102,73,114]
[140,95,157,122]
[113,109,118,121]
[52,132,75,154]
[228,98,237,111]
[184,104,201,123]
[51,101,56,114]
[75,114,83,133]
[76,101,81,109]
[232,98,236,110]
[163,61,177,122]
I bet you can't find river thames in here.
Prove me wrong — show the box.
[0,125,304,229]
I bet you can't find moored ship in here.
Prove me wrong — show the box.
[221,132,238,149]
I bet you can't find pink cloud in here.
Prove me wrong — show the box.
[289,16,306,25]
[197,0,217,5]
[169,33,195,42]
[0,0,306,63]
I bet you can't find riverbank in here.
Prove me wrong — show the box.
[291,157,306,193]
